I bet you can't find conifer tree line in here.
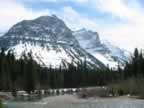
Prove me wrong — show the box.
[123,48,144,79]
[0,48,143,93]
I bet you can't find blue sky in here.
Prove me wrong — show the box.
[0,0,144,51]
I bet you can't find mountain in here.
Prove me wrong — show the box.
[0,15,105,69]
[73,28,129,68]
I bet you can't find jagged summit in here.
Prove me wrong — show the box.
[3,15,77,47]
[76,28,100,42]
[73,28,105,52]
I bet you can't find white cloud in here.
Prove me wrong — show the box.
[18,0,57,2]
[0,0,50,32]
[100,24,144,51]
[58,6,99,31]
[75,0,88,3]
[94,0,144,24]
[20,0,88,3]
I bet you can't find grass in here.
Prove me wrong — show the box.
[0,100,3,108]
[77,78,144,99]
[108,78,144,98]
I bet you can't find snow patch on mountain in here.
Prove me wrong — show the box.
[101,40,130,62]
[9,42,72,68]
[94,53,118,68]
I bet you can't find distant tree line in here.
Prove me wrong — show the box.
[123,48,144,79]
[0,48,144,94]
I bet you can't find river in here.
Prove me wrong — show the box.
[4,95,144,108]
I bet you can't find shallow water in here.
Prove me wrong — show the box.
[4,96,144,108]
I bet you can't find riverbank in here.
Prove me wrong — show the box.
[0,86,142,102]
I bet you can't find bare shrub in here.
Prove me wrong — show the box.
[77,87,108,98]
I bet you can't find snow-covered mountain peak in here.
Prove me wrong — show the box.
[0,15,129,69]
[0,15,106,69]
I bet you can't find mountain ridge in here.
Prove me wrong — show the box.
[0,15,106,69]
